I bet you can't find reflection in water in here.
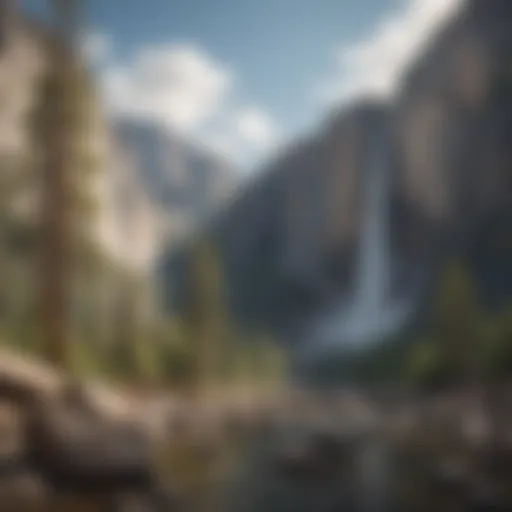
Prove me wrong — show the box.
[357,440,391,512]
[227,422,393,512]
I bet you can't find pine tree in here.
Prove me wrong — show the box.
[433,259,482,382]
[183,238,231,391]
[33,0,82,370]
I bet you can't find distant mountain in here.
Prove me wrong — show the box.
[114,119,238,243]
[96,119,239,274]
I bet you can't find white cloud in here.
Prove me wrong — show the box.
[93,39,279,165]
[101,43,233,133]
[232,107,279,148]
[318,0,464,105]
[200,106,280,166]
[81,31,113,65]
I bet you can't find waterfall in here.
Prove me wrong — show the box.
[349,127,392,336]
[309,121,411,350]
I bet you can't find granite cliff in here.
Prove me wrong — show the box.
[163,0,512,345]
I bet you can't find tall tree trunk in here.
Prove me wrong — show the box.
[40,0,79,371]
[41,50,69,370]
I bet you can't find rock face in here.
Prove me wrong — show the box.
[163,102,385,336]
[392,0,512,306]
[163,0,512,343]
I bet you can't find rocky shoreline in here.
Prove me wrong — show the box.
[1,352,512,511]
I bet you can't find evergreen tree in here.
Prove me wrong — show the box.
[183,238,231,390]
[432,259,482,382]
[479,303,512,381]
[31,0,100,371]
[407,337,451,391]
[406,260,483,390]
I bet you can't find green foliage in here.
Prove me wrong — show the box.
[406,338,452,391]
[131,338,165,384]
[405,260,512,389]
[186,237,227,328]
[160,342,195,389]
[478,304,512,381]
[433,260,482,363]
[183,238,233,388]
[250,335,288,385]
[221,330,287,390]
[156,318,195,389]
[405,260,481,388]
[23,22,104,369]
[441,263,476,379]
[70,338,105,378]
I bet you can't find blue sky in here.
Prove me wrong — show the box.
[21,0,462,170]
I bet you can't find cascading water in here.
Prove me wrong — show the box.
[310,121,411,351]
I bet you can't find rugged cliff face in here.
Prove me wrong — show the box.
[393,0,512,307]
[163,0,512,343]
